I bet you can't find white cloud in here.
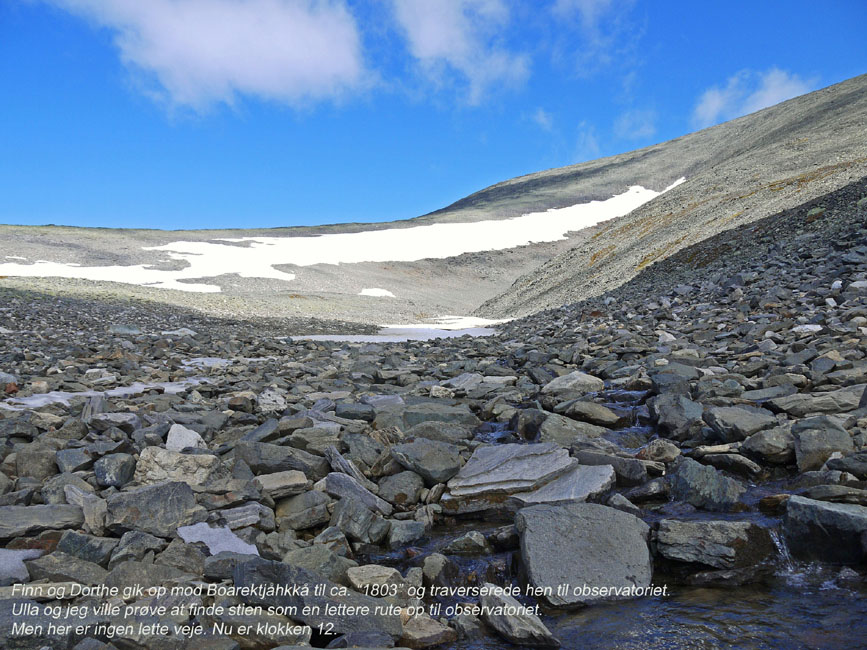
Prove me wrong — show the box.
[693,67,816,128]
[532,107,553,130]
[614,108,655,140]
[46,0,367,110]
[390,0,529,104]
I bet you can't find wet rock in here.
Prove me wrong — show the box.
[516,502,652,607]
[656,520,775,569]
[443,531,491,555]
[784,496,867,564]
[668,458,745,511]
[479,582,560,647]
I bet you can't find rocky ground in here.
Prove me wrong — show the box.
[0,176,866,649]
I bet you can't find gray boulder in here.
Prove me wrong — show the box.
[742,427,795,464]
[0,504,84,540]
[105,482,206,537]
[657,520,774,569]
[391,439,463,486]
[275,491,332,530]
[516,503,651,607]
[668,458,745,511]
[784,496,867,564]
[792,416,854,472]
[651,394,704,441]
[705,405,777,442]
[541,371,604,397]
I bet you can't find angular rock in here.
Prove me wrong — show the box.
[516,503,651,607]
[323,472,393,516]
[391,439,463,486]
[742,427,795,464]
[792,416,854,472]
[93,453,136,488]
[378,471,425,507]
[541,371,604,397]
[275,491,332,530]
[766,384,867,416]
[651,394,704,441]
[479,582,560,648]
[165,423,207,451]
[669,458,745,511]
[330,498,390,545]
[234,441,330,480]
[784,496,867,564]
[705,405,777,443]
[134,447,227,486]
[253,470,310,499]
[507,463,615,509]
[105,482,206,538]
[656,520,774,569]
[0,504,83,540]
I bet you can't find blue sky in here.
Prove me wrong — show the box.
[1,1,865,230]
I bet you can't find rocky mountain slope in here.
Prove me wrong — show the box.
[478,73,867,318]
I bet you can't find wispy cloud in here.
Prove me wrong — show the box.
[531,107,553,130]
[45,0,367,111]
[614,108,655,140]
[551,0,637,75]
[390,0,529,104]
[693,67,817,128]
[574,120,600,161]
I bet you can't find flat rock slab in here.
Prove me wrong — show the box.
[541,371,604,397]
[783,495,867,564]
[766,384,866,417]
[446,443,575,498]
[516,503,651,607]
[0,505,84,540]
[508,464,615,508]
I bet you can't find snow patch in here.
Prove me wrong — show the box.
[0,180,684,292]
[359,288,395,297]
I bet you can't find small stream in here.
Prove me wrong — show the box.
[367,384,867,649]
